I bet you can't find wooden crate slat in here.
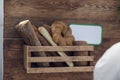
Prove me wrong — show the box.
[27,66,94,73]
[27,46,94,52]
[28,56,94,62]
[24,45,94,73]
[24,46,28,69]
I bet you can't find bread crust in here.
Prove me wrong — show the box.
[51,21,74,46]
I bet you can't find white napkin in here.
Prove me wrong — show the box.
[94,42,120,80]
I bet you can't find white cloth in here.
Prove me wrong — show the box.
[94,42,120,80]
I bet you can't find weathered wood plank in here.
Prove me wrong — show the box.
[28,56,94,62]
[4,60,92,80]
[4,59,69,80]
[27,66,94,73]
[4,38,120,80]
[24,45,28,69]
[4,17,120,38]
[4,38,120,65]
[4,0,119,20]
[3,39,24,62]
[27,46,94,52]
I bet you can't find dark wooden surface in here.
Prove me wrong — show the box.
[4,0,120,80]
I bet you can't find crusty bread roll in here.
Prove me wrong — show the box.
[73,41,88,66]
[51,21,75,46]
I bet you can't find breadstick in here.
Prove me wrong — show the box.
[38,27,74,67]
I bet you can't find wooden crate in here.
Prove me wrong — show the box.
[24,45,94,73]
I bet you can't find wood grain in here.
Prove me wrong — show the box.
[27,46,94,52]
[4,0,119,20]
[27,67,94,73]
[4,38,120,80]
[24,44,28,69]
[4,17,120,38]
[28,56,94,62]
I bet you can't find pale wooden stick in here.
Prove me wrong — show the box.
[38,27,74,67]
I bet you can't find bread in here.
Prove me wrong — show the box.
[51,21,75,46]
